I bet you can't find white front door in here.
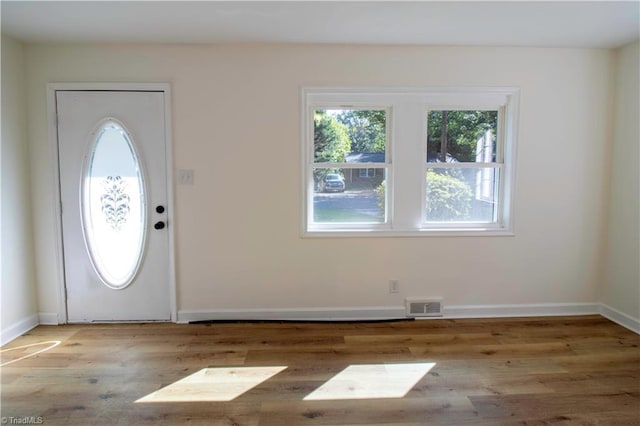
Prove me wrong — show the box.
[57,90,171,322]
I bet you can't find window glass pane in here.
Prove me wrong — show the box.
[313,168,386,223]
[425,167,499,223]
[82,121,146,289]
[427,110,498,163]
[314,109,386,163]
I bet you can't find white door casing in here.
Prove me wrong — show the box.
[56,89,174,322]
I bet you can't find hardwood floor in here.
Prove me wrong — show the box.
[1,315,638,425]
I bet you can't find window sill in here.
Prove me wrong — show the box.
[303,228,515,238]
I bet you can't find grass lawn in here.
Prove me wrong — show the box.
[314,208,384,223]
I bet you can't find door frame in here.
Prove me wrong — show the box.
[46,83,177,324]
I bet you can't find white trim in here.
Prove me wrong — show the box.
[502,90,519,235]
[1,314,39,346]
[177,307,407,323]
[314,162,386,170]
[46,86,69,324]
[162,87,178,322]
[46,82,171,92]
[177,303,601,324]
[5,305,634,342]
[300,89,310,237]
[599,303,640,334]
[304,229,515,238]
[440,303,600,319]
[303,86,517,103]
[424,162,504,170]
[46,82,177,323]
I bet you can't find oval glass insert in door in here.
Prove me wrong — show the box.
[81,119,147,289]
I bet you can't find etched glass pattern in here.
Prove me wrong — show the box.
[82,120,146,289]
[101,176,131,230]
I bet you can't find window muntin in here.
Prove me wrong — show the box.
[424,109,503,226]
[309,109,390,228]
[302,88,518,236]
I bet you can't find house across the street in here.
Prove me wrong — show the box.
[345,152,385,182]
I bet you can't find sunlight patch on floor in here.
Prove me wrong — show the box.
[135,366,287,402]
[0,341,62,367]
[304,362,435,401]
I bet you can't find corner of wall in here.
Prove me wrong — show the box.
[599,303,640,334]
[1,35,39,345]
[600,40,640,324]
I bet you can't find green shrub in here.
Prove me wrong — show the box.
[426,170,472,220]
[375,180,386,210]
[376,172,472,220]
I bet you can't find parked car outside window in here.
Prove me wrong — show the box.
[320,173,345,192]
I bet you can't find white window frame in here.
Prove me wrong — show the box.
[303,102,393,232]
[301,87,519,237]
[422,106,505,229]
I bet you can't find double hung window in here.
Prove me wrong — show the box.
[302,88,518,236]
[425,109,502,225]
[309,108,390,229]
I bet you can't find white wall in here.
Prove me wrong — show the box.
[24,44,615,319]
[602,41,640,324]
[1,35,38,343]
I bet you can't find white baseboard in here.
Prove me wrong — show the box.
[599,303,640,334]
[6,304,634,341]
[177,307,406,323]
[38,312,59,325]
[1,314,39,346]
[177,303,601,324]
[442,303,600,319]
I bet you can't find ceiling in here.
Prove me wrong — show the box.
[2,1,639,48]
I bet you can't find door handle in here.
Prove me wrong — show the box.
[154,221,166,230]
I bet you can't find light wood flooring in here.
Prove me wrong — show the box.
[1,315,639,425]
